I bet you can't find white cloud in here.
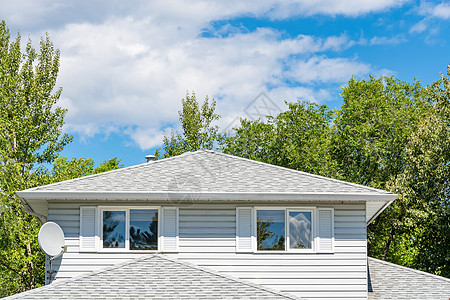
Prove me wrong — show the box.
[410,20,428,33]
[417,1,450,19]
[266,0,407,18]
[1,0,407,33]
[370,35,406,45]
[430,2,450,19]
[267,87,331,104]
[48,16,375,149]
[125,127,166,150]
[286,56,371,83]
[411,1,450,35]
[322,34,355,51]
[0,0,394,150]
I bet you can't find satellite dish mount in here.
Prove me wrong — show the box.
[38,222,67,283]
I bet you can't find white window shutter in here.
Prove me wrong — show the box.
[80,206,98,251]
[161,207,178,252]
[236,207,253,253]
[317,208,334,253]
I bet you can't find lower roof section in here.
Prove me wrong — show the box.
[5,254,299,300]
[368,257,450,300]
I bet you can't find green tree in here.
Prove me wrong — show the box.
[406,67,450,277]
[0,20,124,296]
[0,20,71,296]
[220,118,275,162]
[331,76,427,187]
[0,190,45,296]
[331,73,450,276]
[158,91,220,158]
[221,101,335,177]
[93,157,122,174]
[38,157,123,185]
[331,76,429,265]
[0,21,72,172]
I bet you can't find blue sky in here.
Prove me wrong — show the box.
[1,0,449,167]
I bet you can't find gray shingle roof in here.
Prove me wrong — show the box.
[368,257,450,300]
[25,150,391,195]
[5,254,299,300]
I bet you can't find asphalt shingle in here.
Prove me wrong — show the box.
[28,150,390,195]
[368,257,450,300]
[5,254,299,300]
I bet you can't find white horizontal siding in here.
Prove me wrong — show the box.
[46,202,367,300]
[226,272,367,279]
[47,207,79,238]
[170,206,367,300]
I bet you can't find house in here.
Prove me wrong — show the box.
[9,150,450,299]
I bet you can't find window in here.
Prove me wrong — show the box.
[100,208,159,251]
[255,208,314,252]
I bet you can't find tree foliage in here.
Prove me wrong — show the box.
[0,20,123,296]
[408,67,450,277]
[331,76,430,265]
[37,157,123,186]
[0,190,44,297]
[0,20,70,296]
[330,71,450,277]
[157,91,220,158]
[0,21,72,172]
[221,101,335,177]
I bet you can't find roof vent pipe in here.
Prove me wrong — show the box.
[145,155,156,163]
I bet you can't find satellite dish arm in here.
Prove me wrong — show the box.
[50,245,67,261]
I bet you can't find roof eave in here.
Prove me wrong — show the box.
[16,191,398,202]
[366,199,395,225]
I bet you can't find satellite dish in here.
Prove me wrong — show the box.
[38,222,65,257]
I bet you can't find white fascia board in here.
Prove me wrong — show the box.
[16,191,398,202]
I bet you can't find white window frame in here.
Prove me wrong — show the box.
[98,206,160,252]
[253,207,317,253]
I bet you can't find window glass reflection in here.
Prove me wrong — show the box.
[130,209,158,250]
[257,210,285,251]
[289,211,312,249]
[103,211,126,248]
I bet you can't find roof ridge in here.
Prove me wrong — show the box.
[368,257,450,283]
[154,254,300,299]
[209,150,393,195]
